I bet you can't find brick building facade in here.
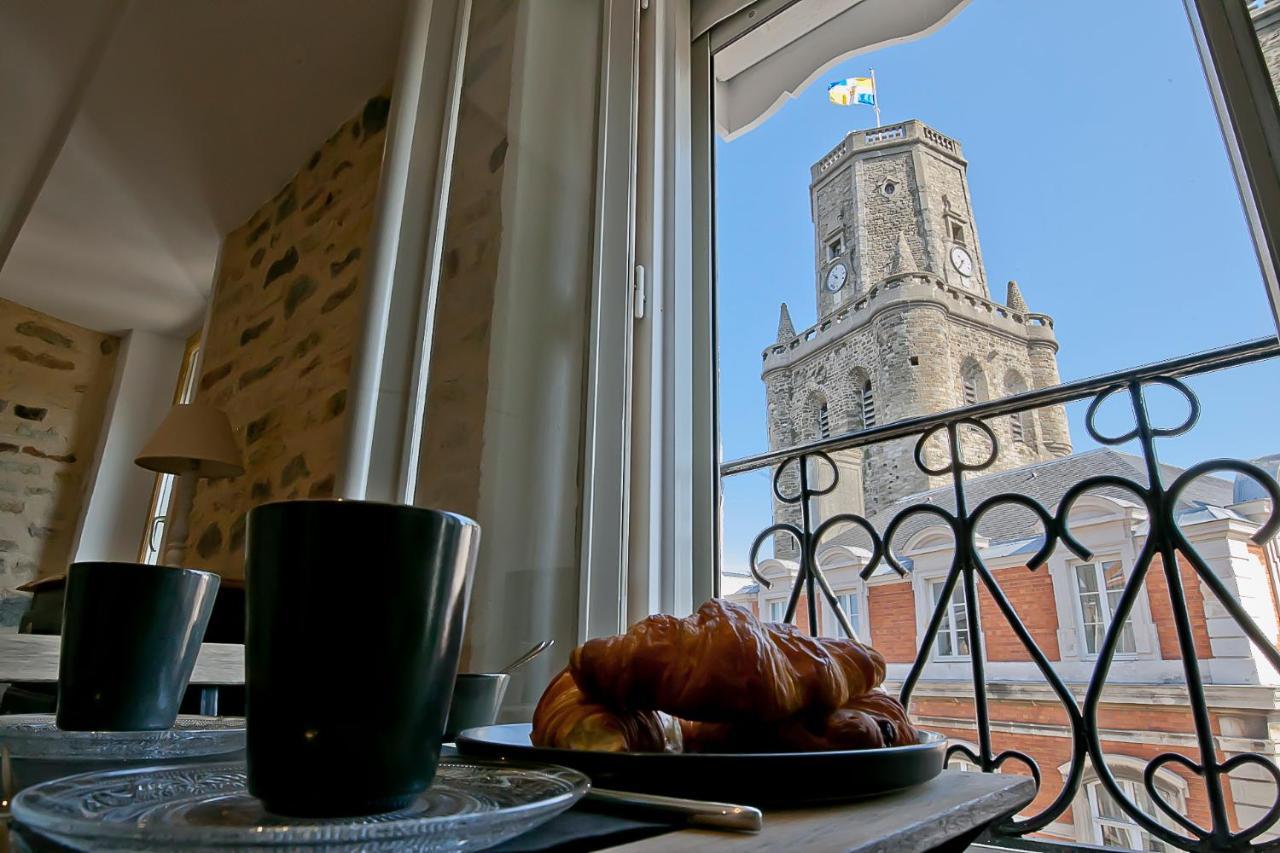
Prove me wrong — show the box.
[732,449,1280,848]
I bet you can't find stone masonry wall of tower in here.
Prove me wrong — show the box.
[763,121,1072,560]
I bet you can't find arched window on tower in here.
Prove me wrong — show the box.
[818,402,831,439]
[848,368,875,431]
[1003,370,1037,448]
[960,359,988,407]
[861,380,876,427]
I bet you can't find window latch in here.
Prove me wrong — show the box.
[633,264,646,320]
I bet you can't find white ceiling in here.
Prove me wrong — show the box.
[0,0,407,336]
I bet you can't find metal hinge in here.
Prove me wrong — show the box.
[633,264,646,319]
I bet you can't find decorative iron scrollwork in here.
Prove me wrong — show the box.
[739,350,1280,851]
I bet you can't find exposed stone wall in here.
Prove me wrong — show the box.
[853,152,921,288]
[184,94,390,579]
[766,294,1070,539]
[0,298,119,624]
[923,152,987,296]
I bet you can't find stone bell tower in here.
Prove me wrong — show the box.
[764,121,1072,558]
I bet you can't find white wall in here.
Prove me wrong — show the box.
[73,330,184,563]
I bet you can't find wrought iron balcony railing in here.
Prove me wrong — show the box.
[719,336,1280,852]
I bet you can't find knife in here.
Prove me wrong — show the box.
[583,787,764,833]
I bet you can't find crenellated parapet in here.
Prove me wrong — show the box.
[810,120,965,183]
[762,270,1056,376]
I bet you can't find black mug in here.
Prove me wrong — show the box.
[57,561,220,731]
[443,673,511,741]
[245,499,479,817]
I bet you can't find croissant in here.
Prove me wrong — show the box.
[681,691,917,753]
[844,690,919,747]
[531,668,682,753]
[570,599,885,723]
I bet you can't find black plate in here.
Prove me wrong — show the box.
[455,723,945,806]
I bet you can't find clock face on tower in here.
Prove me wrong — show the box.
[825,263,848,293]
[950,246,974,279]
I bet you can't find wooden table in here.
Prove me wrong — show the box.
[605,770,1035,853]
[0,634,245,684]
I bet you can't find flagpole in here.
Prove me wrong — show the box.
[871,67,881,127]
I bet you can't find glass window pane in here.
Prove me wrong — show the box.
[1100,825,1129,848]
[936,629,953,657]
[1118,621,1138,655]
[1106,589,1124,613]
[1086,623,1104,655]
[1102,560,1126,591]
[1076,563,1099,594]
[1081,593,1103,626]
[1096,787,1126,820]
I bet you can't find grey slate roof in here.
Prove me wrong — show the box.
[1236,453,1280,503]
[823,448,1238,555]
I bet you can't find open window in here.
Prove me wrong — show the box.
[671,1,1280,847]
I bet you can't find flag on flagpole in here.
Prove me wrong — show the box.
[828,76,876,107]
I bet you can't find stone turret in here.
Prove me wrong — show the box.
[777,303,795,341]
[1006,280,1028,313]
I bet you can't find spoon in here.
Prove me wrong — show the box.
[500,639,554,674]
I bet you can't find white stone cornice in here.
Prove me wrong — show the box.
[893,678,1280,711]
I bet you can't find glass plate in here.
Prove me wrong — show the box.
[0,715,246,761]
[11,758,589,851]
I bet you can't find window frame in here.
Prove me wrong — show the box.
[767,598,787,623]
[1072,557,1139,659]
[1182,0,1280,332]
[860,379,877,427]
[821,587,865,639]
[1084,777,1180,852]
[817,401,831,439]
[927,576,972,661]
[826,231,845,261]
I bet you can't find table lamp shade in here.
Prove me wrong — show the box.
[135,402,244,478]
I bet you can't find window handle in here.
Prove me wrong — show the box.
[150,516,167,553]
[633,264,646,319]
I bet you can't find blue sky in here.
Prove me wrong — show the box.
[715,0,1280,577]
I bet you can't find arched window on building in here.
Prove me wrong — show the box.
[1003,370,1037,447]
[861,380,876,427]
[1069,758,1189,852]
[960,359,988,407]
[817,402,831,439]
[1084,776,1182,851]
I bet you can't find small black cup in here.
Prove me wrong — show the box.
[245,499,478,817]
[443,673,511,742]
[57,561,220,731]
